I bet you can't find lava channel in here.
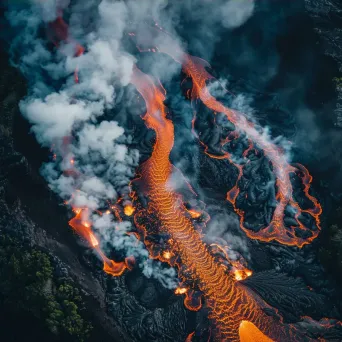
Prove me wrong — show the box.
[129,65,314,341]
[132,27,322,248]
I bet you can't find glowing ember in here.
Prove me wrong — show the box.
[234,269,252,281]
[175,287,188,295]
[187,209,202,219]
[163,251,172,259]
[124,204,135,216]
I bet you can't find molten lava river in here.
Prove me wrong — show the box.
[128,66,315,342]
[36,13,341,342]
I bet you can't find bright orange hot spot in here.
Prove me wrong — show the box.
[175,287,188,295]
[187,208,202,219]
[234,269,252,281]
[124,204,135,216]
[89,231,99,247]
[163,251,172,259]
[239,321,274,342]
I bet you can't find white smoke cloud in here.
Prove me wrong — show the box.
[92,213,177,289]
[38,0,70,22]
[20,92,104,145]
[81,177,117,200]
[76,121,126,159]
[205,211,250,261]
[220,0,255,29]
[5,0,182,289]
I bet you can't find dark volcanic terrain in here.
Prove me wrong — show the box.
[1,1,342,341]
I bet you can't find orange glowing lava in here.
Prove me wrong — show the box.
[187,208,202,219]
[186,331,195,342]
[134,28,322,248]
[69,209,128,276]
[175,287,188,295]
[239,321,274,342]
[234,269,252,281]
[124,204,135,216]
[130,66,313,341]
[45,12,329,341]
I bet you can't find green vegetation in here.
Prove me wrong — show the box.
[0,234,92,341]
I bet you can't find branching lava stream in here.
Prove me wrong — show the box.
[130,66,313,341]
[43,10,330,341]
[133,27,322,248]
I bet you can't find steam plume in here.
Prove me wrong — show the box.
[3,0,257,287]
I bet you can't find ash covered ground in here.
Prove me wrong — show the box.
[1,1,342,341]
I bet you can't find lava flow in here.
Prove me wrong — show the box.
[133,27,322,248]
[42,9,328,341]
[130,65,315,341]
[69,209,129,276]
